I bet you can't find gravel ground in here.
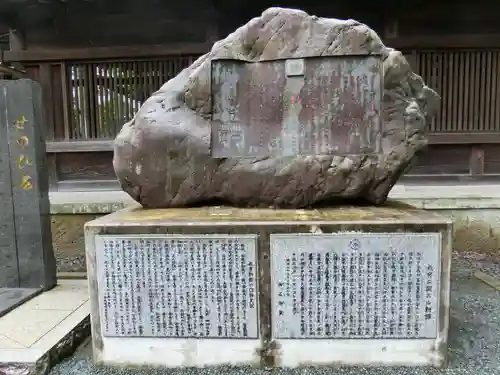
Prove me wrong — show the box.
[463,252,500,280]
[50,252,500,375]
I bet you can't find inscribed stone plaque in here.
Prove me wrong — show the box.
[95,234,259,338]
[211,56,382,158]
[270,233,441,339]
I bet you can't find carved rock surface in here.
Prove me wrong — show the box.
[113,7,440,208]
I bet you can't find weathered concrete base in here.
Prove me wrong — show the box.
[274,339,445,367]
[85,202,452,368]
[52,214,98,273]
[446,210,500,255]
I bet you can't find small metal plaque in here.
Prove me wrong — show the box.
[285,58,305,77]
[95,234,259,338]
[270,233,441,339]
[211,55,382,158]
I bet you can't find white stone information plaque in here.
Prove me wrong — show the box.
[95,234,259,338]
[270,233,441,339]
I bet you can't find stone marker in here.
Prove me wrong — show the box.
[93,7,451,369]
[113,7,440,209]
[0,79,57,316]
[85,204,452,367]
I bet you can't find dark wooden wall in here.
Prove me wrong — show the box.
[396,1,500,36]
[5,0,217,49]
[6,0,500,50]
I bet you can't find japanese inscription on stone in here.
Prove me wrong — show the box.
[211,55,382,158]
[270,233,441,339]
[95,235,259,338]
[12,115,33,190]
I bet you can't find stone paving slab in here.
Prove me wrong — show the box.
[49,252,500,375]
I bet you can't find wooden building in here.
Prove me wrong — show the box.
[1,0,499,190]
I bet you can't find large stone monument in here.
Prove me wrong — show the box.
[86,7,452,369]
[113,8,439,209]
[0,79,57,316]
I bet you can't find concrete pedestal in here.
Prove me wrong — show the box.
[85,202,452,368]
